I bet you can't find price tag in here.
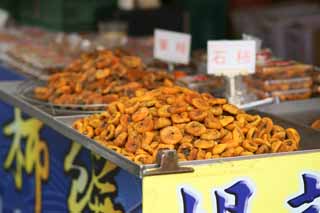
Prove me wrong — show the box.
[154,29,191,64]
[207,40,256,76]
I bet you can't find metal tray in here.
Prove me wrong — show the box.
[255,98,320,130]
[1,81,320,178]
[17,80,108,115]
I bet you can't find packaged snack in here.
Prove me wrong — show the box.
[249,87,312,101]
[255,60,313,79]
[244,76,312,92]
[312,68,320,84]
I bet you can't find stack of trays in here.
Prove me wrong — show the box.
[245,60,313,101]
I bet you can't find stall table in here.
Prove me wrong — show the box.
[1,69,320,212]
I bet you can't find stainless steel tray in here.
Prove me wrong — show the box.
[17,80,108,115]
[1,81,320,178]
[256,98,320,130]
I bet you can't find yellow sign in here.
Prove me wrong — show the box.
[143,152,320,213]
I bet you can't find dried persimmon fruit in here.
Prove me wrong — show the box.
[222,104,239,115]
[154,117,172,129]
[114,132,128,147]
[160,126,183,144]
[200,129,221,140]
[204,114,222,129]
[191,98,210,110]
[72,84,301,164]
[134,117,154,133]
[95,68,111,79]
[171,112,191,124]
[286,128,300,144]
[185,121,207,136]
[189,109,208,121]
[141,131,155,145]
[157,105,171,117]
[125,132,141,153]
[219,116,234,127]
[132,107,149,122]
[194,139,215,149]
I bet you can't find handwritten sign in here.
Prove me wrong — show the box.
[154,29,191,64]
[207,40,256,76]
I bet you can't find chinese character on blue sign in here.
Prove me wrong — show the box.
[180,179,254,213]
[287,173,320,213]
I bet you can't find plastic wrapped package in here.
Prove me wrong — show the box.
[249,87,312,101]
[312,68,320,84]
[177,74,225,97]
[255,60,313,80]
[244,76,312,92]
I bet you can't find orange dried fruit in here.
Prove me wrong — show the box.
[160,126,183,144]
[154,117,172,129]
[114,132,128,147]
[132,107,149,122]
[157,105,171,117]
[171,112,191,124]
[194,139,215,149]
[185,121,207,136]
[134,117,154,133]
[219,116,234,127]
[222,104,239,115]
[191,98,210,110]
[189,109,208,121]
[200,129,221,140]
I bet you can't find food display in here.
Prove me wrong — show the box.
[34,50,174,106]
[254,60,312,80]
[246,60,313,101]
[244,76,312,92]
[72,86,301,164]
[178,74,225,97]
[249,88,312,101]
[312,69,320,96]
[7,43,73,71]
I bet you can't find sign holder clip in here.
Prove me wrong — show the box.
[143,149,194,176]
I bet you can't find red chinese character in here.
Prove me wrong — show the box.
[176,41,186,55]
[237,49,251,64]
[159,38,168,51]
[212,50,226,65]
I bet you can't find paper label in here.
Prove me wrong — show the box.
[154,29,191,64]
[207,40,256,76]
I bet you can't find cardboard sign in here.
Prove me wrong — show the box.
[207,40,256,76]
[154,29,191,64]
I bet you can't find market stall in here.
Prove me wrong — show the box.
[0,17,320,213]
[1,64,320,212]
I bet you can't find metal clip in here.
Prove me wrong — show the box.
[143,149,194,176]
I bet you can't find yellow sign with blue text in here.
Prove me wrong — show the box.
[143,152,320,212]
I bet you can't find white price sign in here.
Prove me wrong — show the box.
[207,40,256,76]
[154,29,191,64]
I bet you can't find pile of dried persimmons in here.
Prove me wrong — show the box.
[73,85,300,164]
[34,50,174,105]
[33,49,301,164]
